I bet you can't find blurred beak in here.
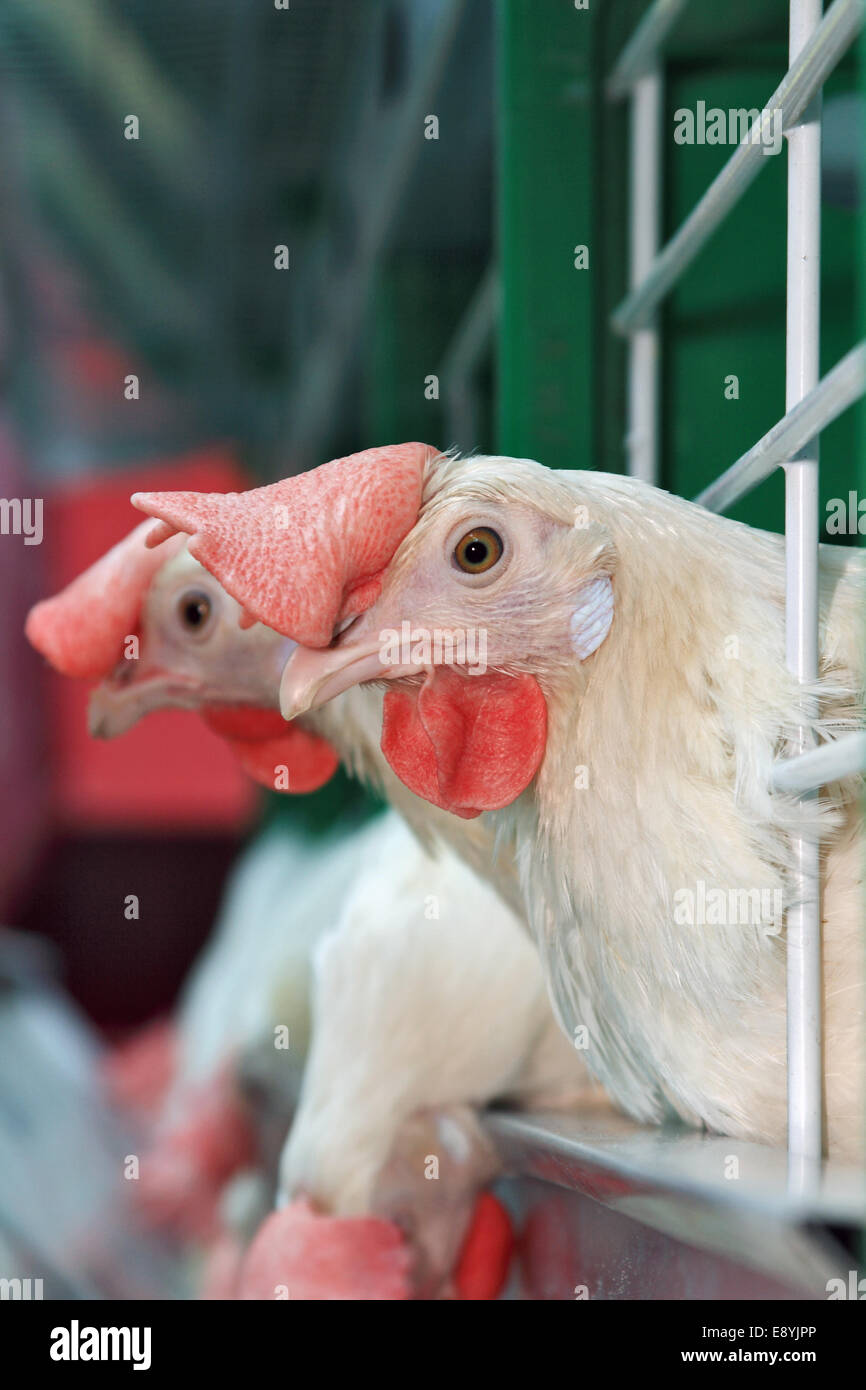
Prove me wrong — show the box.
[88,666,200,738]
[279,635,421,719]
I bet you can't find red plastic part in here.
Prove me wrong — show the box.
[454,1191,515,1300]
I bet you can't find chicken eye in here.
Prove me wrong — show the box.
[177,590,212,632]
[453,527,503,574]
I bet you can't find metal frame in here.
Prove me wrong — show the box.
[609,0,866,1161]
[784,0,824,1165]
[612,0,865,334]
[488,1109,863,1297]
[625,68,662,484]
[695,342,866,512]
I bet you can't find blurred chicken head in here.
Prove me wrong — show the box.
[25,520,339,792]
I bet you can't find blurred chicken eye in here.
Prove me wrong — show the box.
[453,527,503,574]
[177,590,212,632]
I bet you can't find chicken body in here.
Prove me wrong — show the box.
[134,449,866,1158]
[170,817,347,1104]
[160,800,594,1295]
[280,810,586,1209]
[317,657,864,1157]
[370,462,865,1156]
[272,807,588,1296]
[482,466,864,1155]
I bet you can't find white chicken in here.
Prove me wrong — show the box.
[132,443,866,1159]
[242,806,591,1300]
[26,522,597,1297]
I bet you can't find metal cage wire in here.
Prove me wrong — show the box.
[608,0,866,1162]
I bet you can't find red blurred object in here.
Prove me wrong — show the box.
[201,705,340,793]
[236,1190,513,1302]
[201,1233,247,1301]
[454,1191,515,1300]
[103,1017,178,1125]
[36,448,255,831]
[517,1190,582,1300]
[238,1200,413,1301]
[135,1065,258,1242]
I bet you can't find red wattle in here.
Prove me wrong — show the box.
[381,667,547,818]
[201,706,292,741]
[201,706,339,793]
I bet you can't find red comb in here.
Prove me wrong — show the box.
[238,1200,413,1301]
[25,522,185,678]
[131,443,432,648]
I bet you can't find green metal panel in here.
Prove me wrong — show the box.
[663,58,861,537]
[261,765,384,838]
[496,0,608,473]
[861,26,866,514]
[497,0,863,539]
[663,59,788,530]
[363,252,486,449]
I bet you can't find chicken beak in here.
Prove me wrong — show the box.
[88,668,200,738]
[278,640,396,719]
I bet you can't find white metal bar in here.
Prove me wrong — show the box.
[785,0,824,1165]
[611,0,864,334]
[771,731,866,794]
[607,0,689,100]
[625,69,662,483]
[694,341,866,511]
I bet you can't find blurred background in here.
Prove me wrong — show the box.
[0,0,862,1297]
[0,0,500,1024]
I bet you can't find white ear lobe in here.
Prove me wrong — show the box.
[570,575,614,660]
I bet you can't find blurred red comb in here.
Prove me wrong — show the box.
[238,1200,413,1301]
[25,522,184,678]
